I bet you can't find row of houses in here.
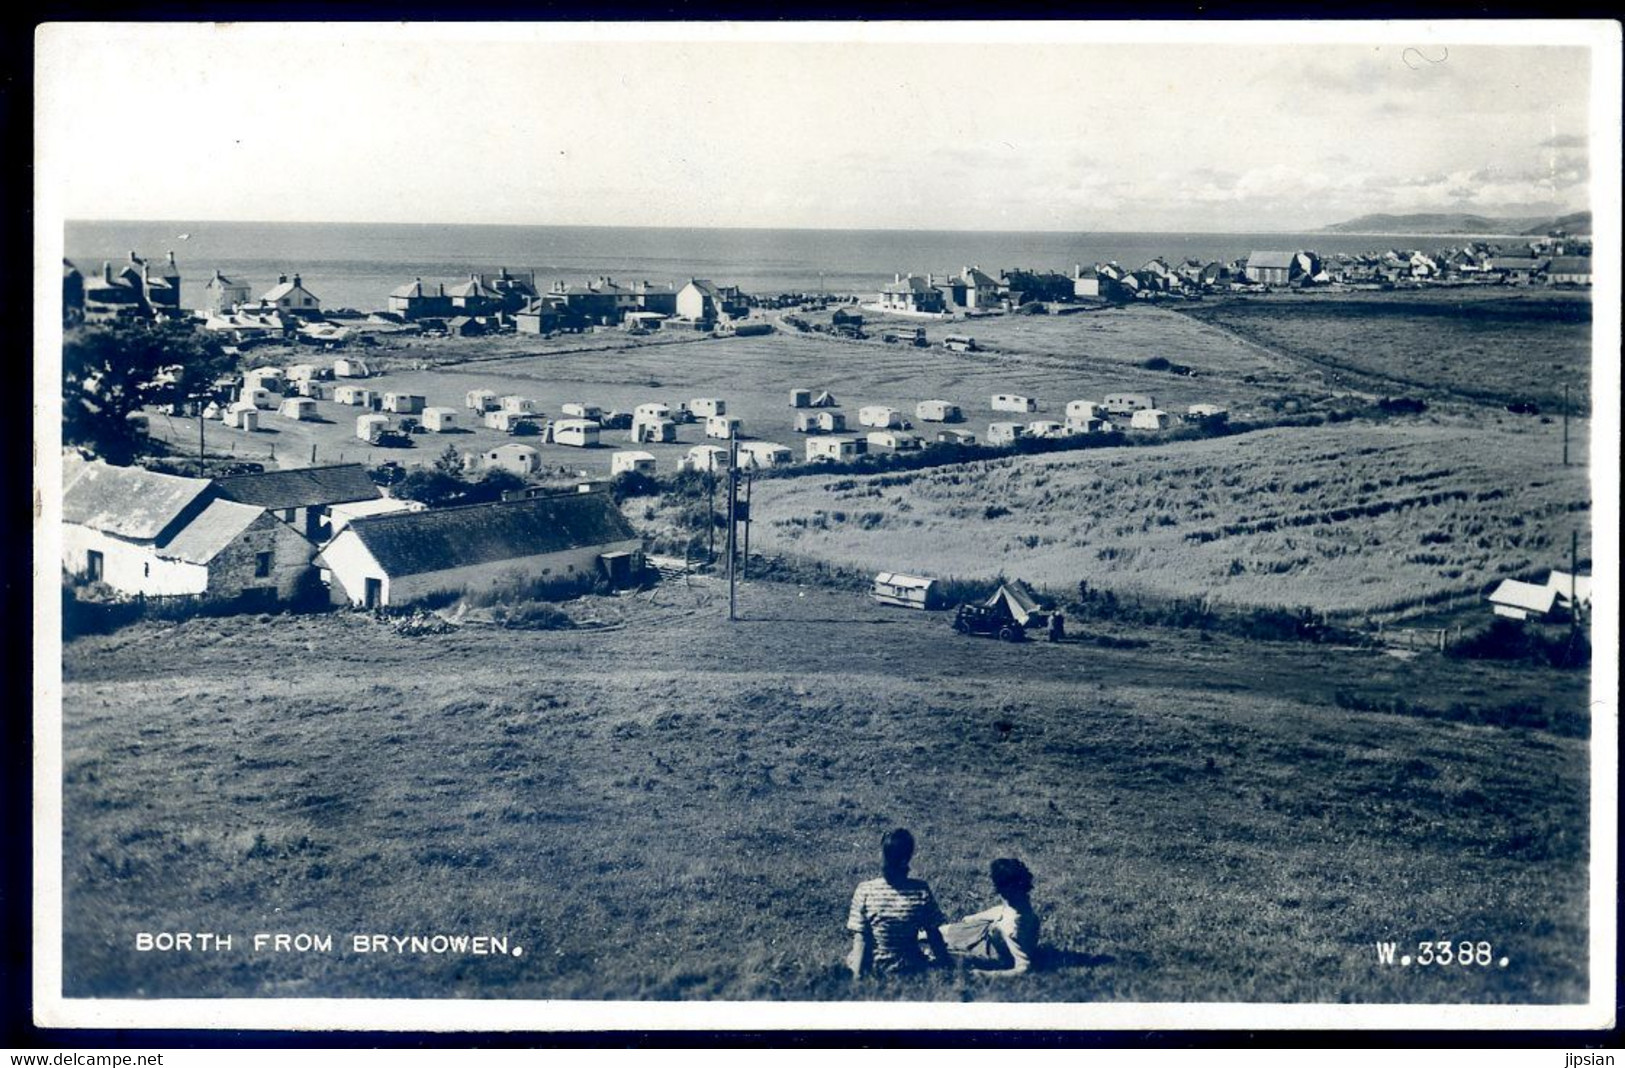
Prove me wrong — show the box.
[61,254,331,328]
[63,458,643,611]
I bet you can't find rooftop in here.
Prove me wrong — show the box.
[212,463,381,510]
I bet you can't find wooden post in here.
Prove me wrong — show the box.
[726,438,740,622]
[707,469,716,566]
[198,407,205,462]
[742,468,752,579]
[1571,530,1580,627]
[1562,383,1570,466]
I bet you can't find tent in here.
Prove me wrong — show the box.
[811,390,838,408]
[985,582,1047,627]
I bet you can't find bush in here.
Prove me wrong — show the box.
[495,601,575,630]
[1448,618,1589,669]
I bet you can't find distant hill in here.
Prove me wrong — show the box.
[1321,211,1590,236]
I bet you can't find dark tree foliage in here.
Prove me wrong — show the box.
[62,321,237,464]
[395,465,528,508]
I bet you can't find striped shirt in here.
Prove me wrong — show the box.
[846,876,946,974]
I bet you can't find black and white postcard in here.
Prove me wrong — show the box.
[32,20,1619,1034]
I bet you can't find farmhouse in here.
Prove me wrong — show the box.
[736,442,793,469]
[317,492,643,609]
[872,572,941,610]
[916,400,962,423]
[483,443,543,476]
[212,462,384,543]
[612,450,657,477]
[63,461,315,602]
[1487,578,1558,620]
[992,394,1037,413]
[422,407,461,432]
[806,437,859,463]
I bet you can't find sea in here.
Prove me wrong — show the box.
[64,220,1479,314]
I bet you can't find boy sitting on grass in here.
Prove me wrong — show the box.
[845,828,952,979]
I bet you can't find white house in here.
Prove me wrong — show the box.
[992,394,1037,413]
[483,443,542,476]
[259,274,321,315]
[612,450,658,477]
[317,493,642,609]
[62,461,314,602]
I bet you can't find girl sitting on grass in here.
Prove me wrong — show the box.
[939,857,1040,975]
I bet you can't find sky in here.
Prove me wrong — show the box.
[36,23,1606,232]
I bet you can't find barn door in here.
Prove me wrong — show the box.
[364,578,382,609]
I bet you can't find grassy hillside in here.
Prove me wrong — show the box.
[745,419,1590,616]
[1176,291,1593,414]
[61,584,1589,1003]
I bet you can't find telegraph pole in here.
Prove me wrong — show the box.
[742,468,753,579]
[1553,383,1566,468]
[726,437,740,622]
[706,469,716,565]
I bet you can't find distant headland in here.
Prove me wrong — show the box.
[1319,211,1592,237]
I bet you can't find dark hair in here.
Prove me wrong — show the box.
[990,857,1034,897]
[881,828,915,869]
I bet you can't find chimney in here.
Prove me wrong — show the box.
[129,251,139,263]
[292,274,301,288]
[1075,263,1082,278]
[103,261,112,283]
[278,274,288,285]
[166,251,177,270]
[927,272,935,285]
[894,273,901,284]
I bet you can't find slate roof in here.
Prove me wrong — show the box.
[446,278,500,299]
[962,268,1000,287]
[212,463,381,510]
[157,499,264,564]
[262,278,317,302]
[684,279,723,297]
[1246,251,1298,271]
[62,462,213,541]
[882,275,936,294]
[342,493,640,578]
[1547,256,1591,274]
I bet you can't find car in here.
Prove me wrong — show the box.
[951,603,1026,642]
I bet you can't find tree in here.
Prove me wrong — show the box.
[62,321,237,464]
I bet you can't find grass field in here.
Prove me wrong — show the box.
[1175,290,1593,413]
[743,417,1591,616]
[143,307,1325,477]
[60,580,1589,1003]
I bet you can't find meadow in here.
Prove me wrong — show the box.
[60,580,1589,1003]
[743,417,1591,617]
[1176,290,1594,413]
